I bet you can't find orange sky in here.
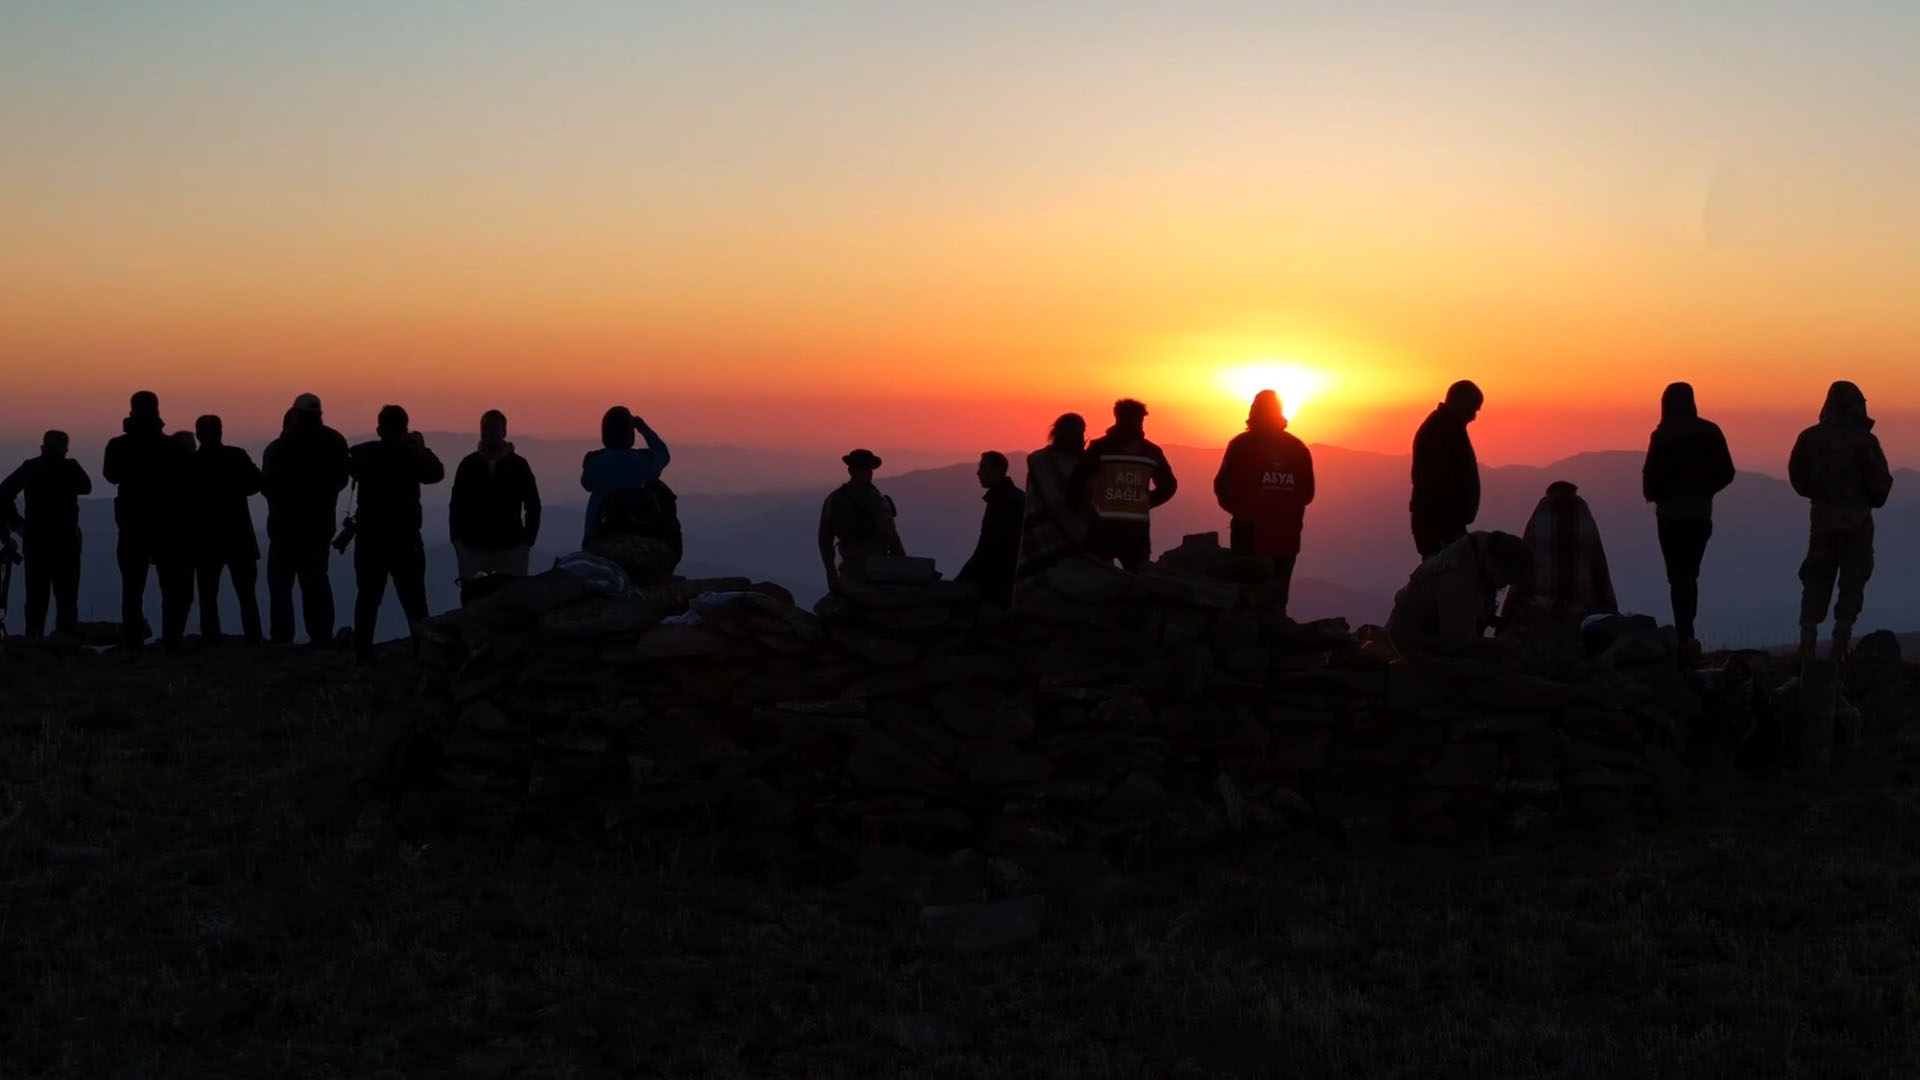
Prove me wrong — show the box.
[4,4,1920,465]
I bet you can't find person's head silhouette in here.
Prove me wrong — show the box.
[195,415,224,448]
[41,431,69,458]
[1444,380,1484,424]
[977,450,1009,489]
[601,406,636,450]
[1247,389,1285,430]
[480,409,508,451]
[1113,399,1148,434]
[377,405,409,440]
[1049,413,1087,453]
[843,448,882,483]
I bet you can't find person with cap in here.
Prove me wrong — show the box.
[0,430,93,638]
[1385,530,1535,659]
[1500,481,1618,626]
[818,448,905,592]
[1213,390,1316,617]
[1642,382,1736,650]
[450,409,542,596]
[1410,380,1485,559]
[261,393,351,645]
[580,406,672,547]
[102,390,195,652]
[347,405,445,663]
[957,450,1025,608]
[1014,413,1088,600]
[1071,399,1177,572]
[1789,380,1893,662]
[187,414,265,645]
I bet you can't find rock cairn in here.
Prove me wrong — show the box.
[396,533,1719,855]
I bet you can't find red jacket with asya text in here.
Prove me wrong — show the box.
[1213,423,1316,557]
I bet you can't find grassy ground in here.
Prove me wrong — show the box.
[4,646,1920,1079]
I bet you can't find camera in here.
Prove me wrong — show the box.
[332,514,358,553]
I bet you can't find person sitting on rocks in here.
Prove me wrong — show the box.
[1072,399,1176,572]
[1385,530,1534,658]
[818,448,905,593]
[580,406,680,584]
[957,450,1025,608]
[1500,481,1617,626]
[1014,413,1087,600]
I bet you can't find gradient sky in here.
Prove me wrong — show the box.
[5,1,1920,465]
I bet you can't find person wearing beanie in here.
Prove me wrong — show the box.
[186,414,265,645]
[346,404,445,663]
[449,410,542,597]
[261,392,350,645]
[1642,382,1736,650]
[1385,530,1534,658]
[1410,380,1485,559]
[1213,390,1316,617]
[101,391,194,652]
[818,448,906,592]
[0,430,93,637]
[1070,398,1177,571]
[1789,380,1893,663]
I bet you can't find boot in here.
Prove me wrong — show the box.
[1830,623,1853,664]
[1798,624,1819,662]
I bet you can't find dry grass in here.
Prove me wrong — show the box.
[4,646,1920,1078]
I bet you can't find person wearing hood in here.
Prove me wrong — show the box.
[1386,530,1535,659]
[1501,481,1618,625]
[819,448,906,592]
[1014,413,1089,599]
[102,391,194,652]
[580,406,671,547]
[1410,380,1484,559]
[450,410,542,594]
[261,393,350,645]
[1213,390,1316,617]
[347,405,445,663]
[1071,399,1177,571]
[0,430,92,638]
[187,415,264,645]
[957,451,1025,608]
[1642,382,1736,648]
[1788,380,1893,662]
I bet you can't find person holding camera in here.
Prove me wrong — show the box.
[0,430,93,638]
[346,405,445,663]
[261,394,351,646]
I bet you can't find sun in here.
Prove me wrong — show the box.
[1217,361,1331,421]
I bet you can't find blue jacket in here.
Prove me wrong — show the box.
[581,420,670,544]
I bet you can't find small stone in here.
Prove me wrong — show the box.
[1096,771,1170,819]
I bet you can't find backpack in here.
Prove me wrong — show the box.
[593,478,683,554]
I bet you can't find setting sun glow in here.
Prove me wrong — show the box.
[1219,363,1332,422]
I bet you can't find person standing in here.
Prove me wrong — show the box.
[261,394,350,645]
[0,431,92,637]
[449,410,541,593]
[818,449,905,592]
[1641,382,1736,649]
[187,414,265,645]
[347,405,445,663]
[1014,413,1088,598]
[1789,380,1892,662]
[1072,399,1177,572]
[102,391,194,652]
[957,451,1025,608]
[1410,380,1484,559]
[1213,390,1316,617]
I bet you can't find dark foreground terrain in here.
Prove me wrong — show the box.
[4,645,1920,1079]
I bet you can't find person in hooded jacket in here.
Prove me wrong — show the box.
[1071,399,1177,572]
[1385,530,1534,659]
[957,451,1025,608]
[1213,390,1316,617]
[0,430,92,637]
[1014,413,1088,599]
[1410,380,1484,559]
[347,405,445,663]
[1641,382,1736,648]
[187,415,264,645]
[102,391,195,652]
[450,410,542,594]
[1789,380,1893,662]
[261,394,350,645]
[1500,481,1617,625]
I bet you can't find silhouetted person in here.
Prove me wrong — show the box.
[819,449,905,592]
[0,431,92,637]
[450,410,541,592]
[1015,413,1088,598]
[188,415,264,645]
[1213,390,1316,616]
[1789,380,1892,662]
[1500,481,1617,625]
[1410,380,1484,558]
[102,391,194,652]
[1642,382,1736,648]
[347,405,445,663]
[261,394,350,645]
[581,406,671,547]
[957,451,1025,608]
[1386,530,1533,659]
[1073,399,1176,572]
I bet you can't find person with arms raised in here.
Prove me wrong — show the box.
[1789,380,1892,663]
[1072,399,1177,572]
[1410,380,1484,559]
[450,410,541,602]
[1213,390,1316,618]
[187,415,265,645]
[0,431,92,638]
[102,391,194,653]
[1641,382,1736,652]
[261,394,350,645]
[346,405,445,664]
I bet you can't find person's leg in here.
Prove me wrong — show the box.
[1272,554,1298,619]
[1797,525,1840,657]
[158,557,194,649]
[266,538,296,643]
[52,543,81,636]
[391,541,431,641]
[197,558,224,642]
[1831,519,1874,660]
[117,535,151,648]
[1658,518,1711,641]
[301,537,337,646]
[233,557,263,643]
[353,542,389,661]
[22,554,51,638]
[505,544,531,577]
